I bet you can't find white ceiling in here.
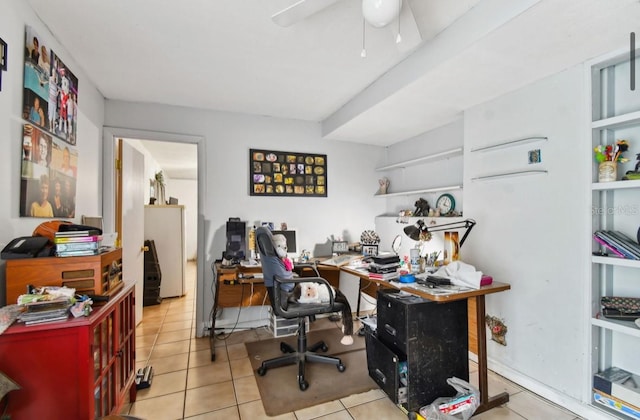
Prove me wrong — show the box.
[25,0,640,177]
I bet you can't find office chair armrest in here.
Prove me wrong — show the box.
[293,262,321,277]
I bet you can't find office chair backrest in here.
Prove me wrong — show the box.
[256,227,291,289]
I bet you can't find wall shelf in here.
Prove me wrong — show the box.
[375,147,463,171]
[470,136,547,153]
[591,109,640,130]
[592,255,640,268]
[591,179,640,190]
[375,185,462,198]
[471,170,547,182]
[591,317,640,339]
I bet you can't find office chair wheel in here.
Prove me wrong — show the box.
[257,366,267,376]
[337,363,346,372]
[299,380,309,391]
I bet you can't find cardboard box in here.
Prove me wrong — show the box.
[594,367,640,409]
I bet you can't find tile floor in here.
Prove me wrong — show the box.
[121,262,584,419]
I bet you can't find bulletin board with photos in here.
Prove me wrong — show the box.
[250,149,327,197]
[20,25,79,218]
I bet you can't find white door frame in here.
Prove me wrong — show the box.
[103,126,207,335]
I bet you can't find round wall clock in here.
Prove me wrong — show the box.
[436,193,455,216]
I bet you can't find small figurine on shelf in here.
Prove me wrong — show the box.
[623,153,640,180]
[413,198,430,217]
[377,177,390,195]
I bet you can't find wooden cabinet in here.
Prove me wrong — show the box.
[0,283,136,419]
[5,248,123,305]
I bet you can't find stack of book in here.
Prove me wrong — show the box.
[368,255,400,280]
[593,366,640,418]
[54,229,102,257]
[17,297,72,325]
[594,230,640,260]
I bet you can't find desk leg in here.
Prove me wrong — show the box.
[473,295,509,415]
[210,269,222,361]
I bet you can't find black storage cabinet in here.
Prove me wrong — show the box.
[143,239,162,306]
[365,288,469,412]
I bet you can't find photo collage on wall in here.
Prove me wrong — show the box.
[250,149,327,197]
[20,25,78,218]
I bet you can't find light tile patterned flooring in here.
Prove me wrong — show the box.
[121,261,584,419]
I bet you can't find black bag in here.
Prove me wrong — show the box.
[1,236,51,259]
[601,296,640,321]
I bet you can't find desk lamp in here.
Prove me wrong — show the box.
[403,219,476,247]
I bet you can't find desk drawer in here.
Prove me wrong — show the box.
[365,331,406,405]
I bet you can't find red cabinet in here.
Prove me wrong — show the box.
[0,283,136,419]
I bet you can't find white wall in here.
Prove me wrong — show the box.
[462,66,590,407]
[0,0,105,248]
[104,100,386,333]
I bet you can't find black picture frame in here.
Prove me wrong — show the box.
[249,148,327,197]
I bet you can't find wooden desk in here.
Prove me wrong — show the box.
[209,261,341,361]
[341,266,511,415]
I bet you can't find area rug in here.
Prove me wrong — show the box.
[245,327,378,416]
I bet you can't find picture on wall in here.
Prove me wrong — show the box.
[23,25,79,145]
[0,37,6,91]
[249,149,327,197]
[20,124,77,218]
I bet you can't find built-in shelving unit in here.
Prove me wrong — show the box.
[587,47,640,419]
[374,147,463,198]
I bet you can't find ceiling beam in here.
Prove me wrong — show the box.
[321,0,541,140]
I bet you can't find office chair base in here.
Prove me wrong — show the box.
[257,336,346,391]
[257,352,346,391]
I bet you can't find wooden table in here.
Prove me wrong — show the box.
[341,266,511,415]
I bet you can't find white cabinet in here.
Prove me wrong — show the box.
[144,205,186,298]
[588,48,640,418]
[374,147,463,198]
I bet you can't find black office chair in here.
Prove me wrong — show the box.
[255,227,346,391]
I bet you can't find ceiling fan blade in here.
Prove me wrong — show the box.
[391,0,422,52]
[272,0,343,27]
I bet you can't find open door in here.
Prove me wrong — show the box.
[118,139,146,324]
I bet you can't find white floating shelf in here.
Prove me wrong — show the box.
[375,185,462,198]
[375,148,463,171]
[471,170,547,182]
[592,179,640,190]
[470,136,547,153]
[591,317,640,339]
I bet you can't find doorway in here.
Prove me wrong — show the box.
[102,127,207,333]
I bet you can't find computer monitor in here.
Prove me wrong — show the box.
[271,229,297,256]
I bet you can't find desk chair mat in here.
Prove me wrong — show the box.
[245,326,376,416]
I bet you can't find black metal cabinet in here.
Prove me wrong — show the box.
[365,289,469,411]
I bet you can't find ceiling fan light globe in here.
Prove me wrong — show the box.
[362,0,402,28]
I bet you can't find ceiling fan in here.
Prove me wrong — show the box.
[271,0,422,53]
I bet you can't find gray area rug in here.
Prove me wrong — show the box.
[245,326,378,416]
